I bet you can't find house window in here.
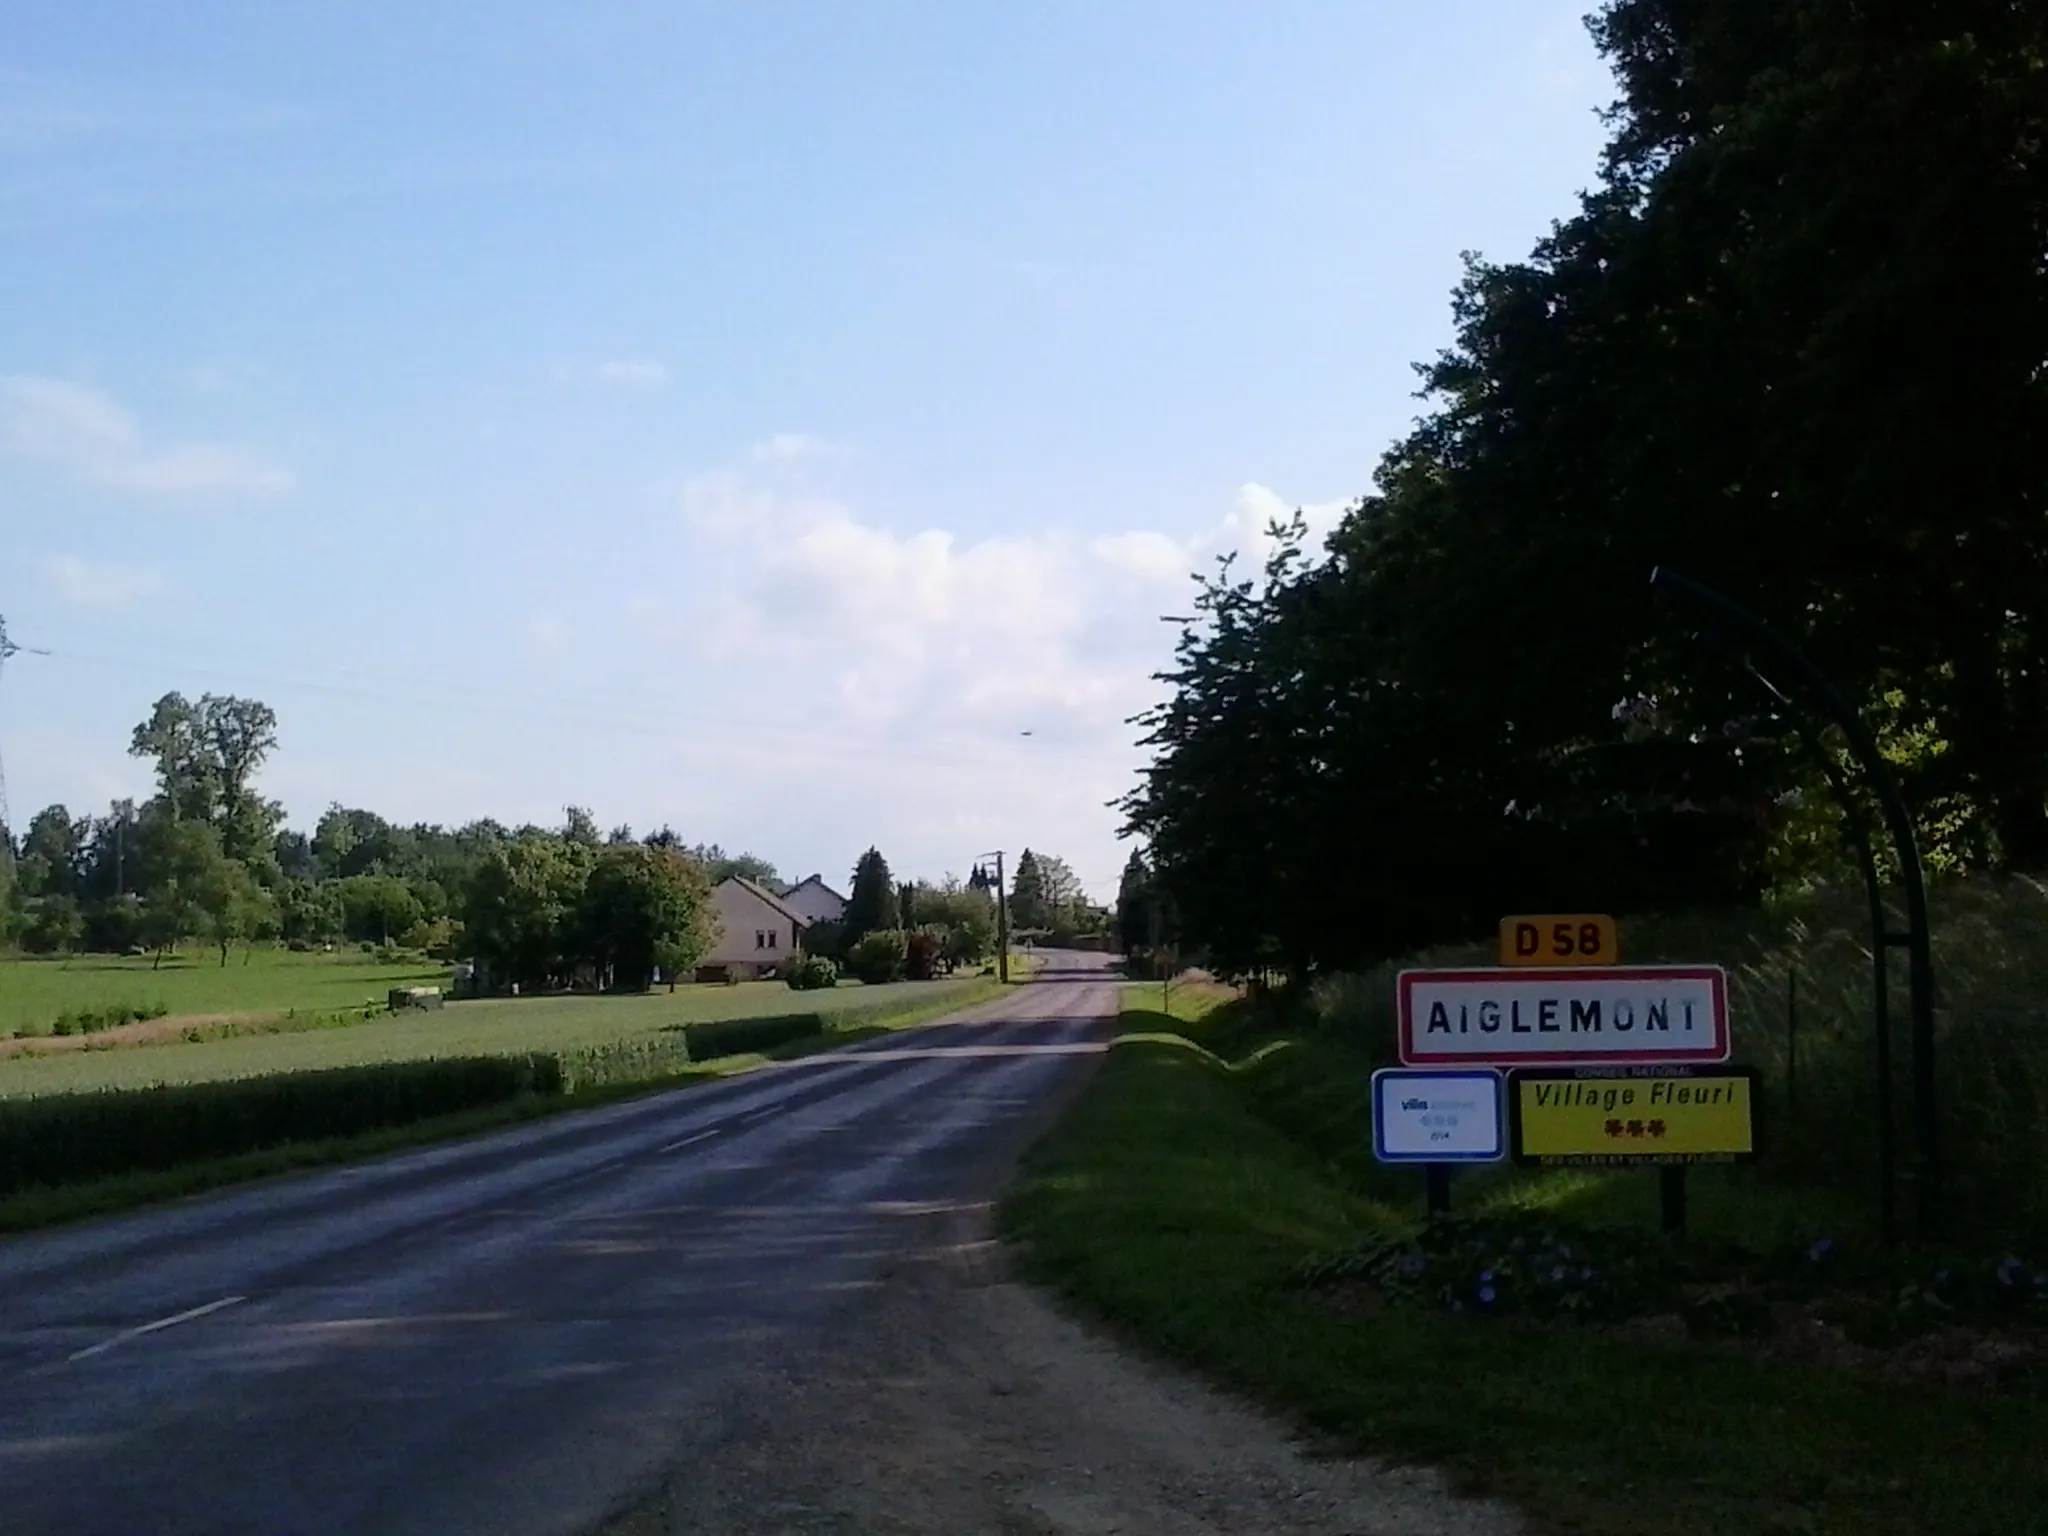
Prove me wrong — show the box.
[755,930,768,949]
[767,928,779,948]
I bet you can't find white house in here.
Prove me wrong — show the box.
[699,877,811,980]
[781,874,849,926]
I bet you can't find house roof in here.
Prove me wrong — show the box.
[790,874,848,903]
[721,875,812,927]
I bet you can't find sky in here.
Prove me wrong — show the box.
[0,1,1613,902]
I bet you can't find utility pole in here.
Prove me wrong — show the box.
[975,849,1011,983]
[994,850,1010,984]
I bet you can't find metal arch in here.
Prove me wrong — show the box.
[1649,567,1939,1237]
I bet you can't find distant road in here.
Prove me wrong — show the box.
[0,953,1122,1536]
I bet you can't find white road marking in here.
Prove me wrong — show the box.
[656,1129,721,1154]
[67,1295,247,1363]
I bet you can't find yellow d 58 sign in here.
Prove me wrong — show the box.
[1500,914,1618,967]
[1509,1066,1760,1166]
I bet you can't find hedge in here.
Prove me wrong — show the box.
[0,1054,561,1196]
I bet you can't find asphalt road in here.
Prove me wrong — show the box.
[0,954,1121,1536]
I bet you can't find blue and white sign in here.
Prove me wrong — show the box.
[1371,1068,1505,1163]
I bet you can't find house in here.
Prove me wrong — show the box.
[698,876,812,981]
[780,873,849,926]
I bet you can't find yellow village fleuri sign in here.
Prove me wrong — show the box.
[1508,1065,1760,1166]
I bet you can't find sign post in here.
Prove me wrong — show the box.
[1379,916,1753,1236]
[1369,1068,1505,1216]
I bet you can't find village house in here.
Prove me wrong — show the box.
[697,876,811,981]
[779,873,849,926]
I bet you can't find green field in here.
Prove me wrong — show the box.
[0,951,989,1098]
[0,949,449,1034]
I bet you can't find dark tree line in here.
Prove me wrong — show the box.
[1124,0,2048,976]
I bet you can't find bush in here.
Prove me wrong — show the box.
[905,928,944,980]
[0,1055,561,1196]
[845,929,909,984]
[555,1035,696,1091]
[44,1001,170,1038]
[783,955,838,991]
[400,916,464,961]
[678,1011,827,1060]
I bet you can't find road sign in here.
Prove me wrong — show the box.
[1370,1069,1504,1163]
[1508,1065,1760,1165]
[1499,914,1618,967]
[1397,966,1729,1066]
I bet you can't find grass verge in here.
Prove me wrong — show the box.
[1000,999,2048,1536]
[0,976,1004,1235]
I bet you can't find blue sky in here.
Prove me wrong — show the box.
[1,1,1610,900]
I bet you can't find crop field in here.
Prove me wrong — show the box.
[0,957,988,1098]
[0,949,448,1035]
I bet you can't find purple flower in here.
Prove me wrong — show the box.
[1579,1266,1595,1282]
[1808,1237,1835,1263]
[1480,1270,1494,1283]
[1479,1286,1497,1304]
[1550,1266,1567,1283]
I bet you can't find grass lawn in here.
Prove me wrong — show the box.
[1001,994,2048,1536]
[0,953,994,1097]
[0,948,449,1034]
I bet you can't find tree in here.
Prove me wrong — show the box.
[1034,854,1085,922]
[1124,0,2048,973]
[195,855,272,966]
[562,805,602,847]
[134,813,227,966]
[1115,849,1152,956]
[1008,850,1047,930]
[843,848,897,944]
[129,693,282,865]
[909,882,996,968]
[333,875,424,945]
[22,894,84,955]
[16,805,82,899]
[667,839,780,888]
[571,845,714,991]
[277,878,344,947]
[461,836,594,991]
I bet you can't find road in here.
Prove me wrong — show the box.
[0,954,1121,1536]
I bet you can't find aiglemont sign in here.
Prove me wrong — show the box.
[1397,966,1729,1067]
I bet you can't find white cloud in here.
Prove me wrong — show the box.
[646,457,1357,897]
[1091,530,1191,586]
[47,555,165,608]
[594,358,669,388]
[751,432,827,462]
[0,375,293,500]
